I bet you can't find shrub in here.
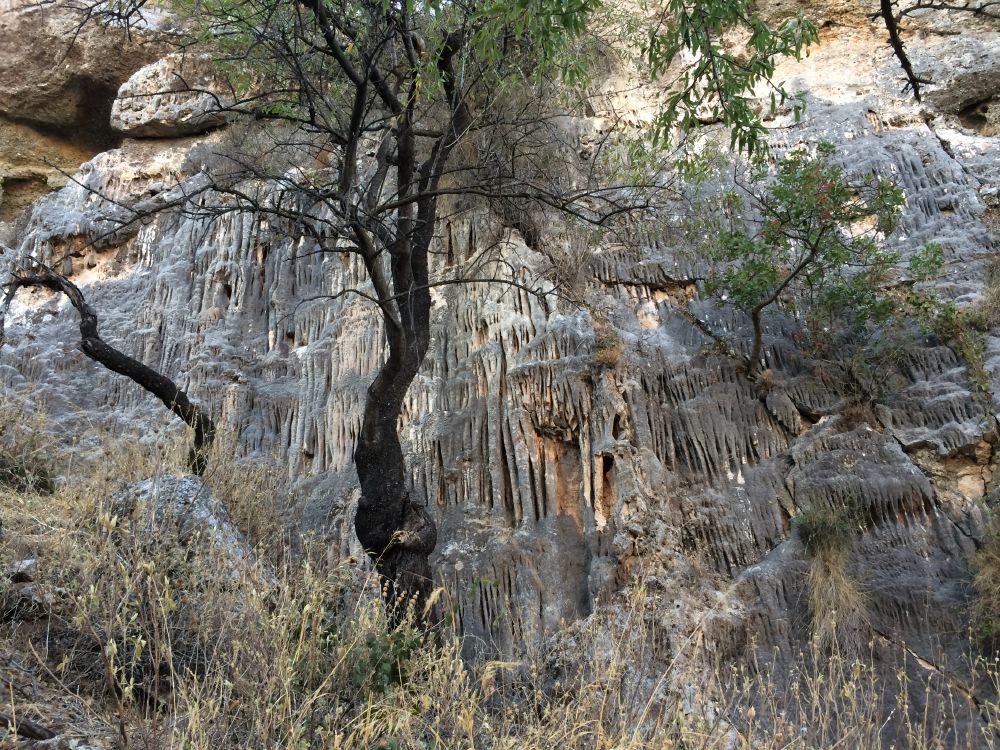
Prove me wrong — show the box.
[591,318,625,368]
[700,142,907,374]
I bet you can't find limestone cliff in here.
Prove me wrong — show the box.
[1,0,1000,741]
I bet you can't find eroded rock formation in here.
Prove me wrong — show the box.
[1,1,1000,741]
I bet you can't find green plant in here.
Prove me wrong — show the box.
[348,626,424,696]
[702,142,909,376]
[644,0,818,157]
[694,142,994,411]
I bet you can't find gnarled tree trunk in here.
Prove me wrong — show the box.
[353,246,438,624]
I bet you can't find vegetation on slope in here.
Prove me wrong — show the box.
[2,409,1000,749]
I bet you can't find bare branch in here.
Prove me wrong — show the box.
[879,0,930,101]
[1,263,215,475]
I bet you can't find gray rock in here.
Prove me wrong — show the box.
[32,736,108,750]
[6,558,36,583]
[0,4,162,140]
[112,475,268,585]
[909,34,1000,118]
[111,54,233,138]
[0,3,163,222]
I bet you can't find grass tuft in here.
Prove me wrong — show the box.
[0,396,57,494]
[1,410,998,748]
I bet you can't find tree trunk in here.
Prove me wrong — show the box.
[353,221,437,625]
[353,342,437,625]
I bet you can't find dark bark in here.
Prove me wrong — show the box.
[746,244,821,377]
[879,0,924,102]
[353,265,437,622]
[0,712,57,741]
[1,265,215,475]
[353,194,438,624]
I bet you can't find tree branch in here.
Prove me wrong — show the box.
[880,0,926,102]
[1,264,215,475]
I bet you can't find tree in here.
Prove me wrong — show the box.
[33,0,817,621]
[698,142,946,385]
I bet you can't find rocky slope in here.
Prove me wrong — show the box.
[2,0,1000,741]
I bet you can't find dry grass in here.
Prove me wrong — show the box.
[974,513,1000,644]
[793,502,870,654]
[591,318,625,369]
[3,412,1000,749]
[806,543,869,655]
[0,395,57,494]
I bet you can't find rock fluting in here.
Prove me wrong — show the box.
[1,2,999,740]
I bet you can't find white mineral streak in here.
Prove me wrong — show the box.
[1,7,1000,736]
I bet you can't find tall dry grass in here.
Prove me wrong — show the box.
[2,409,1000,749]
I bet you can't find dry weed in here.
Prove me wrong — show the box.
[2,409,1000,749]
[806,543,869,655]
[0,394,57,494]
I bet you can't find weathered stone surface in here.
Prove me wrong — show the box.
[909,34,1000,122]
[111,53,233,138]
[112,475,264,583]
[0,4,161,146]
[1,2,1000,739]
[6,558,36,584]
[0,3,163,228]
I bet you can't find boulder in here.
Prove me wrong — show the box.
[6,558,36,583]
[112,474,267,585]
[111,53,233,138]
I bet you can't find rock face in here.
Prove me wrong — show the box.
[111,53,233,138]
[910,34,1000,134]
[0,2,162,229]
[1,2,1000,741]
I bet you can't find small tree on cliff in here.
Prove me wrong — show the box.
[703,142,904,375]
[61,0,815,620]
[699,142,948,389]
